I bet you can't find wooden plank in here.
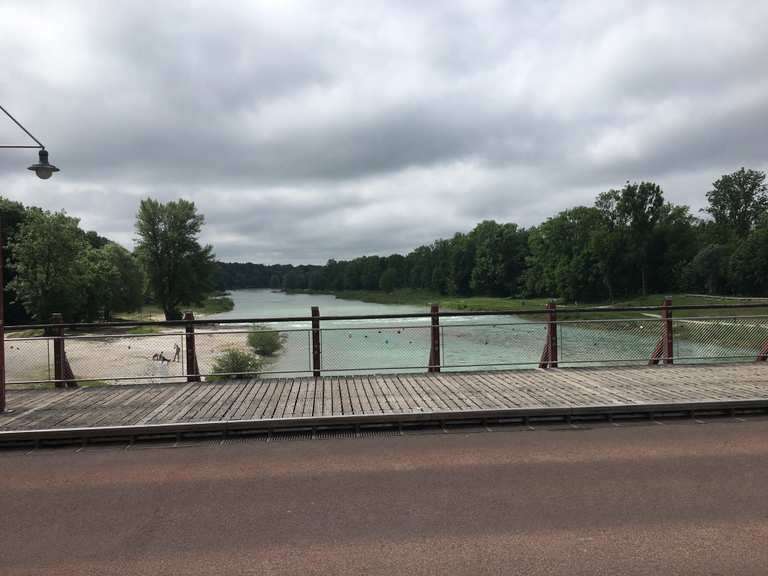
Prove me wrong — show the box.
[260,378,288,420]
[227,378,262,421]
[276,378,296,419]
[339,376,354,415]
[359,375,386,414]
[322,377,333,416]
[372,374,403,412]
[142,382,200,424]
[4,363,768,432]
[350,376,371,415]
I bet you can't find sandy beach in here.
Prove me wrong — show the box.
[5,326,262,387]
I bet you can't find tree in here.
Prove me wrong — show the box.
[134,198,215,320]
[729,223,768,295]
[9,208,89,322]
[469,221,528,296]
[705,168,767,240]
[80,246,122,321]
[596,182,665,295]
[685,244,732,295]
[378,268,397,292]
[0,197,30,323]
[524,207,606,302]
[102,244,145,316]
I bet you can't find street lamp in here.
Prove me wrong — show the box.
[0,103,59,412]
[0,103,60,179]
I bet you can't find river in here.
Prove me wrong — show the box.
[207,290,759,376]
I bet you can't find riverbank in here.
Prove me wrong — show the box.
[286,289,768,318]
[286,289,551,311]
[115,293,235,323]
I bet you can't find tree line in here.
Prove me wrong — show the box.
[1,197,216,323]
[216,167,768,302]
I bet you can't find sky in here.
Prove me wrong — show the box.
[1,0,767,264]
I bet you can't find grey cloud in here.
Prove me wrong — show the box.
[1,0,767,264]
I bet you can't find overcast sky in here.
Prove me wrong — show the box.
[1,1,767,263]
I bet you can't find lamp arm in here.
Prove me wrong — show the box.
[0,103,45,149]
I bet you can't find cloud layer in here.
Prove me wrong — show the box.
[1,0,767,262]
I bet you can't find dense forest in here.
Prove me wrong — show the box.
[215,167,768,302]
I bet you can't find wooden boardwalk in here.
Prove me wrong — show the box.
[2,363,768,434]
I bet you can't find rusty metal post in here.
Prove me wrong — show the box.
[757,341,768,362]
[0,220,4,411]
[428,304,441,372]
[52,313,66,388]
[184,311,200,382]
[662,297,673,364]
[538,302,558,369]
[0,317,4,412]
[547,302,558,368]
[311,306,321,378]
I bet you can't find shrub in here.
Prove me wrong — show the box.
[247,325,284,356]
[209,347,263,381]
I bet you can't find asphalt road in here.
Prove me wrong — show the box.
[2,418,768,575]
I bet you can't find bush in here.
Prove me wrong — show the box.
[209,348,263,381]
[247,325,284,356]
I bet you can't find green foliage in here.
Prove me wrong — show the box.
[104,244,146,313]
[199,294,234,314]
[524,207,607,302]
[135,198,216,320]
[209,347,263,381]
[705,168,767,240]
[247,326,284,356]
[126,325,161,335]
[729,224,768,295]
[9,208,90,322]
[378,268,397,292]
[0,197,32,323]
[684,244,732,295]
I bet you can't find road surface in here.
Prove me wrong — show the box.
[2,418,768,575]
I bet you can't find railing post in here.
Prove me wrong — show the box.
[539,302,558,368]
[547,302,558,368]
[757,341,768,362]
[0,317,5,412]
[650,297,674,365]
[50,313,77,388]
[52,313,66,388]
[663,296,673,365]
[428,304,441,372]
[184,311,200,382]
[311,306,321,378]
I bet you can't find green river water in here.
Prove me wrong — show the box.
[209,290,761,376]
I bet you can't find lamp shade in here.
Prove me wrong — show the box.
[28,149,60,179]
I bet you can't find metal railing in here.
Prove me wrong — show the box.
[3,299,768,389]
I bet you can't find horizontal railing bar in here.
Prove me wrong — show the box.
[8,302,768,331]
[7,315,768,342]
[6,315,768,343]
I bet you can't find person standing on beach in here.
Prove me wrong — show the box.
[173,343,181,362]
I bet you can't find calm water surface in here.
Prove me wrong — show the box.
[208,290,754,376]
